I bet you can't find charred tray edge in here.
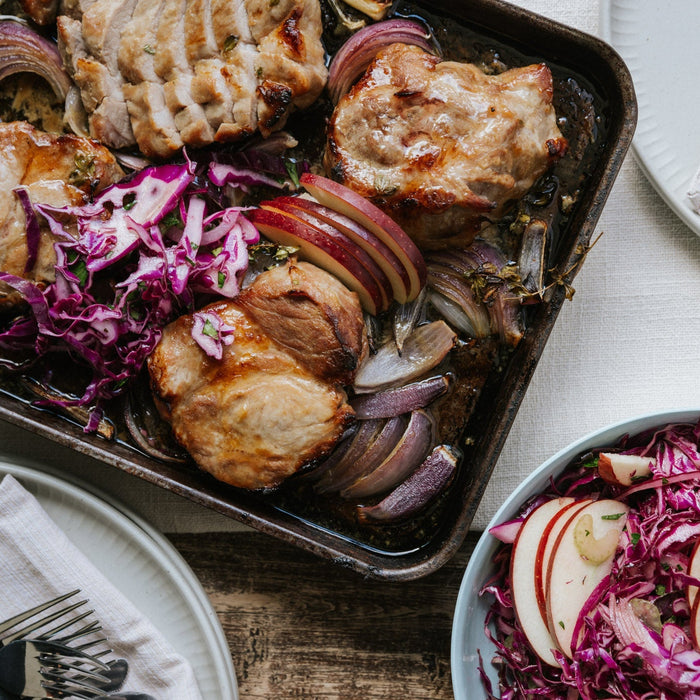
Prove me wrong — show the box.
[0,0,637,581]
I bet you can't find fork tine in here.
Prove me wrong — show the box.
[2,600,90,645]
[37,611,102,644]
[0,590,80,636]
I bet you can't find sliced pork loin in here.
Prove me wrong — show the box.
[148,261,367,490]
[324,43,568,250]
[57,0,327,158]
[0,122,123,310]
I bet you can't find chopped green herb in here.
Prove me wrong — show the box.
[160,210,182,229]
[284,159,301,188]
[630,532,641,546]
[655,584,666,596]
[71,259,89,287]
[202,319,218,339]
[218,271,226,288]
[601,513,625,520]
[143,44,156,55]
[558,621,565,630]
[123,193,137,211]
[223,35,239,52]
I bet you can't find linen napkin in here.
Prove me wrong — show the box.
[0,474,203,700]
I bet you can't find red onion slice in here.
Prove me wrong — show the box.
[353,320,457,394]
[327,19,438,104]
[356,444,459,523]
[340,409,436,500]
[350,375,450,420]
[313,418,387,494]
[0,20,71,100]
[315,414,407,495]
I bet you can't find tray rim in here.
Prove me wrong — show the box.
[0,0,638,581]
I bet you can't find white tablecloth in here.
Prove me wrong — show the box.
[1,0,699,535]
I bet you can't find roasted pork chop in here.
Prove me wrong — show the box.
[324,43,568,249]
[148,261,367,490]
[57,0,328,158]
[0,121,123,309]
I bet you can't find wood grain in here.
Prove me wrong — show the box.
[170,531,480,700]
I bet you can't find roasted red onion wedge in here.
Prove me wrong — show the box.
[313,418,388,494]
[0,19,71,100]
[315,414,407,495]
[353,320,457,394]
[427,241,523,347]
[356,444,460,523]
[350,375,450,420]
[327,18,437,103]
[340,409,436,500]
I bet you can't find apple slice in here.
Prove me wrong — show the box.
[509,497,575,666]
[598,452,653,486]
[278,195,412,304]
[260,198,393,310]
[299,173,427,301]
[691,587,700,650]
[545,499,630,657]
[249,208,383,315]
[533,499,593,621]
[688,539,700,610]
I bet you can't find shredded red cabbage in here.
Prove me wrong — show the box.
[481,419,700,699]
[0,157,259,431]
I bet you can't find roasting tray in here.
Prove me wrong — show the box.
[0,0,636,580]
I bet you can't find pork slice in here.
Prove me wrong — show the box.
[184,0,218,62]
[215,42,258,140]
[210,0,257,137]
[148,300,354,490]
[237,261,368,386]
[123,81,184,158]
[0,122,123,308]
[59,0,99,19]
[155,0,214,145]
[118,0,167,84]
[57,3,137,148]
[190,58,233,132]
[252,0,326,135]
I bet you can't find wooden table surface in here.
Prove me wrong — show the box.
[170,530,480,700]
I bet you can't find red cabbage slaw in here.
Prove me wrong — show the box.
[0,156,263,432]
[480,419,700,699]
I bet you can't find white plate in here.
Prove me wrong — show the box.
[0,459,238,700]
[450,408,700,699]
[600,0,700,235]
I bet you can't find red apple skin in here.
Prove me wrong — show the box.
[598,452,653,486]
[688,539,700,610]
[260,199,393,310]
[272,195,412,304]
[509,497,575,667]
[534,499,592,621]
[249,208,383,315]
[545,499,629,658]
[299,173,427,301]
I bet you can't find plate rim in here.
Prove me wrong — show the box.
[0,457,238,700]
[450,406,700,699]
[600,0,700,237]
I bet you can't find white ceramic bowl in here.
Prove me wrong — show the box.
[450,408,700,699]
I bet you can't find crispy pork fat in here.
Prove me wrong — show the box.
[148,261,367,490]
[324,43,568,250]
[0,121,123,309]
[56,0,328,158]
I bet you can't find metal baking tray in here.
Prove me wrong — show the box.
[0,0,636,580]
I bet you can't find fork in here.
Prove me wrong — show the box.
[0,591,109,656]
[0,639,114,698]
